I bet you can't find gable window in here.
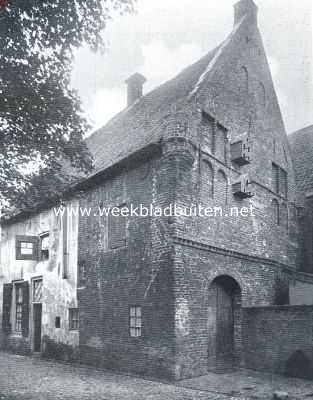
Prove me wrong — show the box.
[108,205,127,249]
[40,233,49,261]
[129,306,142,337]
[16,236,38,261]
[69,308,79,330]
[272,162,288,198]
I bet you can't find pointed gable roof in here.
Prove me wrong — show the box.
[86,16,248,177]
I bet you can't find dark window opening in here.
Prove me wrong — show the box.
[55,316,61,328]
[40,233,49,261]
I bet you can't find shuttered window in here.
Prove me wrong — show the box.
[15,284,23,333]
[2,282,29,336]
[2,283,12,334]
[280,169,288,198]
[272,163,288,198]
[272,163,279,193]
[108,206,127,249]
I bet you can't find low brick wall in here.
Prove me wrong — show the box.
[242,305,313,379]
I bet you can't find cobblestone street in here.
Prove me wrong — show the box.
[0,352,312,400]
[0,352,236,400]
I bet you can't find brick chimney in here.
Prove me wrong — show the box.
[125,73,146,107]
[234,0,258,25]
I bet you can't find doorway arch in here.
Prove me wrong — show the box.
[207,275,242,371]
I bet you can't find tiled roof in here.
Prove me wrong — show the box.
[85,47,219,175]
[289,125,313,204]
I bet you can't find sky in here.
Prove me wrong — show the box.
[71,0,313,135]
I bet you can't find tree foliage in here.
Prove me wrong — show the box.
[0,0,135,210]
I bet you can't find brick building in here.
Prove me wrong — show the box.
[1,0,313,381]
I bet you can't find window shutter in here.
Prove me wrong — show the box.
[21,281,29,337]
[2,283,12,334]
[279,168,288,197]
[109,210,126,249]
[272,163,279,193]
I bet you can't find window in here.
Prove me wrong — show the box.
[129,306,142,337]
[69,308,79,330]
[2,282,29,337]
[16,236,38,260]
[272,163,288,198]
[15,284,23,333]
[32,279,43,303]
[272,163,279,193]
[40,233,49,261]
[280,169,288,198]
[55,316,61,328]
[21,242,33,255]
[108,205,127,249]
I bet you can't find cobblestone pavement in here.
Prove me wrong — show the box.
[0,352,312,400]
[0,352,239,400]
[178,368,313,400]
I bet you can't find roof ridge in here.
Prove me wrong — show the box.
[188,15,247,100]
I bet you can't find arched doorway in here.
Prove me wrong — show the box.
[208,275,242,371]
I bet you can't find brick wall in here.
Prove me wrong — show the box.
[172,242,291,380]
[242,305,313,379]
[77,153,177,379]
[298,195,313,273]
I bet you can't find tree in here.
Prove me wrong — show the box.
[0,0,135,210]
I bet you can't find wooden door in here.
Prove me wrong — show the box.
[33,304,42,352]
[216,284,234,368]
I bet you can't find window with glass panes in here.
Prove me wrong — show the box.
[129,306,142,337]
[15,284,23,333]
[69,308,79,330]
